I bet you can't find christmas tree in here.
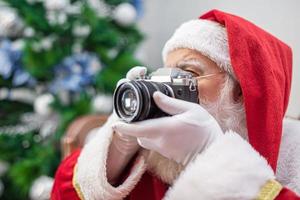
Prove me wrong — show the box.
[0,0,144,199]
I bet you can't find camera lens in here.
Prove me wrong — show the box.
[113,80,173,122]
[121,89,138,116]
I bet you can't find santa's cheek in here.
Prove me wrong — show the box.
[197,82,218,103]
[197,76,225,103]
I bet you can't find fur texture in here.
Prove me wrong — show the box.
[164,130,275,200]
[75,118,300,200]
[276,118,300,195]
[140,149,185,185]
[74,115,147,200]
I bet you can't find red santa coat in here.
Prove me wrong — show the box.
[51,117,300,200]
[52,10,300,200]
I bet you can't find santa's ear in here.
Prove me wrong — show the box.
[233,82,243,102]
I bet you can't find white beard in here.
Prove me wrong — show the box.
[201,76,248,140]
[140,76,248,185]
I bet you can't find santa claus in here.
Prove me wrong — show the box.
[51,10,300,199]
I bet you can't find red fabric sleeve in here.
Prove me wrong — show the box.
[275,187,300,200]
[51,149,82,200]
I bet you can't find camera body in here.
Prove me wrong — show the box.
[113,68,199,122]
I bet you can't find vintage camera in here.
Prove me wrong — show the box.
[113,68,199,122]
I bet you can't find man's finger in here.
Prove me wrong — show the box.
[153,91,196,115]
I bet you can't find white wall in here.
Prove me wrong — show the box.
[137,0,300,118]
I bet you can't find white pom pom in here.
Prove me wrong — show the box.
[113,3,137,27]
[34,94,54,116]
[29,176,54,200]
[92,94,113,114]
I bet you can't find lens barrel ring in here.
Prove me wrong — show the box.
[113,80,178,122]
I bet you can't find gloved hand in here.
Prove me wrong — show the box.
[107,66,147,184]
[112,91,224,165]
[116,66,147,86]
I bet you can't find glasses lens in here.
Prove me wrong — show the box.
[121,89,138,116]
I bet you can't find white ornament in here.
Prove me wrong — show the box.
[56,12,67,24]
[40,36,55,50]
[107,48,118,59]
[46,11,67,25]
[12,39,25,50]
[0,112,59,137]
[44,0,69,11]
[34,94,54,116]
[0,88,37,104]
[113,3,137,27]
[29,176,54,200]
[65,2,82,15]
[92,94,113,114]
[40,39,52,50]
[0,7,24,37]
[72,24,91,37]
[24,27,35,37]
[87,57,102,75]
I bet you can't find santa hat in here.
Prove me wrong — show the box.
[162,9,293,171]
[162,19,235,78]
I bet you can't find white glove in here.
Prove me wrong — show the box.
[107,66,147,183]
[112,91,224,165]
[116,66,147,86]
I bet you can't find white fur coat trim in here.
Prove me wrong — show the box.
[164,130,276,200]
[276,118,300,195]
[74,118,300,200]
[74,115,147,200]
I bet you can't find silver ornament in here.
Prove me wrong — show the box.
[72,24,91,38]
[0,7,24,37]
[0,88,37,104]
[113,3,137,27]
[46,11,67,26]
[0,112,59,139]
[29,176,54,200]
[34,94,54,116]
[44,0,69,11]
[23,27,35,37]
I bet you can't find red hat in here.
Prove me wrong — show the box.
[163,9,292,171]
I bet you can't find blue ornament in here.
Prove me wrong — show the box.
[50,52,102,93]
[0,39,36,86]
[0,40,21,78]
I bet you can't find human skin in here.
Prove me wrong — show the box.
[165,48,227,103]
